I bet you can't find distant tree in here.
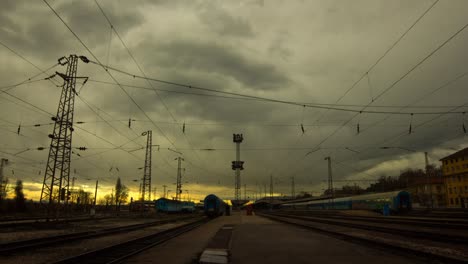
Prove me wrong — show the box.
[115,178,129,210]
[77,188,92,205]
[14,180,25,211]
[296,191,312,199]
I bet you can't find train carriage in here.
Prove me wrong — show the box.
[203,194,227,217]
[155,198,195,213]
[281,190,411,213]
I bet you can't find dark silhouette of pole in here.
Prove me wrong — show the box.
[94,180,98,206]
[175,157,184,201]
[141,131,152,201]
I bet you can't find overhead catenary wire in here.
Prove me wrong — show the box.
[86,65,467,116]
[43,0,177,150]
[88,79,466,109]
[282,15,468,180]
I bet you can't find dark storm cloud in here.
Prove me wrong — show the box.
[57,0,144,46]
[197,4,255,38]
[0,0,145,63]
[2,0,468,199]
[137,38,290,91]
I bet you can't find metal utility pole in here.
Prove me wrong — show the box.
[175,157,184,201]
[163,185,167,198]
[40,55,88,217]
[324,156,334,206]
[0,158,8,201]
[141,131,152,201]
[291,176,295,199]
[70,176,76,203]
[232,134,244,202]
[424,152,433,208]
[94,180,98,206]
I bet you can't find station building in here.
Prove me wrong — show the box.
[440,147,468,208]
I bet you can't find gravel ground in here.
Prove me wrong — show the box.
[0,218,200,264]
[0,214,196,243]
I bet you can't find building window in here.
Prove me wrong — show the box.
[452,167,455,172]
[455,198,459,205]
[450,198,454,205]
[449,187,452,194]
[459,176,462,181]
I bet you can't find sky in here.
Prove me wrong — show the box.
[1,0,468,202]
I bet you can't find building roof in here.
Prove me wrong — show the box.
[440,147,468,161]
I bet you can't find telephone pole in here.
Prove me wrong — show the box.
[163,185,167,198]
[175,157,184,201]
[40,55,88,218]
[141,131,152,201]
[232,134,244,203]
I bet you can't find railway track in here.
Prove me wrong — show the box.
[0,215,114,229]
[0,215,198,254]
[277,210,468,229]
[259,212,468,263]
[269,212,468,243]
[51,217,209,264]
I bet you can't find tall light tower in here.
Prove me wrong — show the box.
[40,55,88,217]
[232,133,244,202]
[141,131,152,201]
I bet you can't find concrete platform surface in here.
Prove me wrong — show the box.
[230,213,425,264]
[123,213,241,264]
[123,212,425,264]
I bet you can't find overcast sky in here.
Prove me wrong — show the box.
[1,0,468,201]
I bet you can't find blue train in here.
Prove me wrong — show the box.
[204,194,228,217]
[282,190,411,213]
[155,198,195,213]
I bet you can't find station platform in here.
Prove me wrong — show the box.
[124,211,424,264]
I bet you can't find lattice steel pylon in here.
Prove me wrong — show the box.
[141,130,152,201]
[175,157,184,201]
[40,55,88,216]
